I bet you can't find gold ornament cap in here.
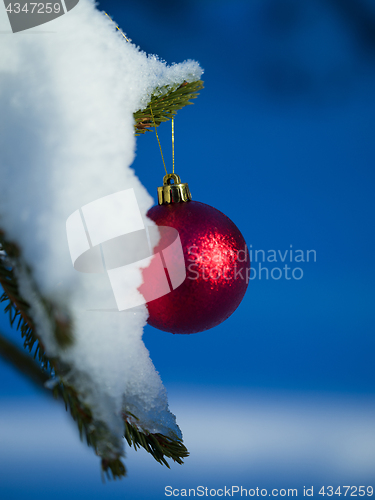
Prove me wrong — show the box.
[157,173,192,205]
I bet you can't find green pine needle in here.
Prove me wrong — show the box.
[124,418,189,467]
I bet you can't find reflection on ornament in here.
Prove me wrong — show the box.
[140,173,250,334]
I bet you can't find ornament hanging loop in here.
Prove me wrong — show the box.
[158,173,192,205]
[163,173,181,185]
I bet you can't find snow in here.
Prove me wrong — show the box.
[0,0,203,458]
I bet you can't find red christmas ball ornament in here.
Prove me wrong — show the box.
[140,173,249,334]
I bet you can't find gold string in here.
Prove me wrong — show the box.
[150,105,168,176]
[104,12,130,42]
[172,117,175,174]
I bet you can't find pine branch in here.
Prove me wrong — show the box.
[0,331,126,479]
[0,231,189,478]
[0,330,189,476]
[0,232,127,477]
[134,80,204,135]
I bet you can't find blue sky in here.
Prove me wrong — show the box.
[1,0,375,497]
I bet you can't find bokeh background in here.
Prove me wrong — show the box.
[1,0,375,498]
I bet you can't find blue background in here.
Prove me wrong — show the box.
[1,0,375,498]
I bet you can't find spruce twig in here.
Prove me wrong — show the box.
[0,233,127,478]
[0,331,189,472]
[134,80,204,135]
[0,232,189,476]
[124,418,189,467]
